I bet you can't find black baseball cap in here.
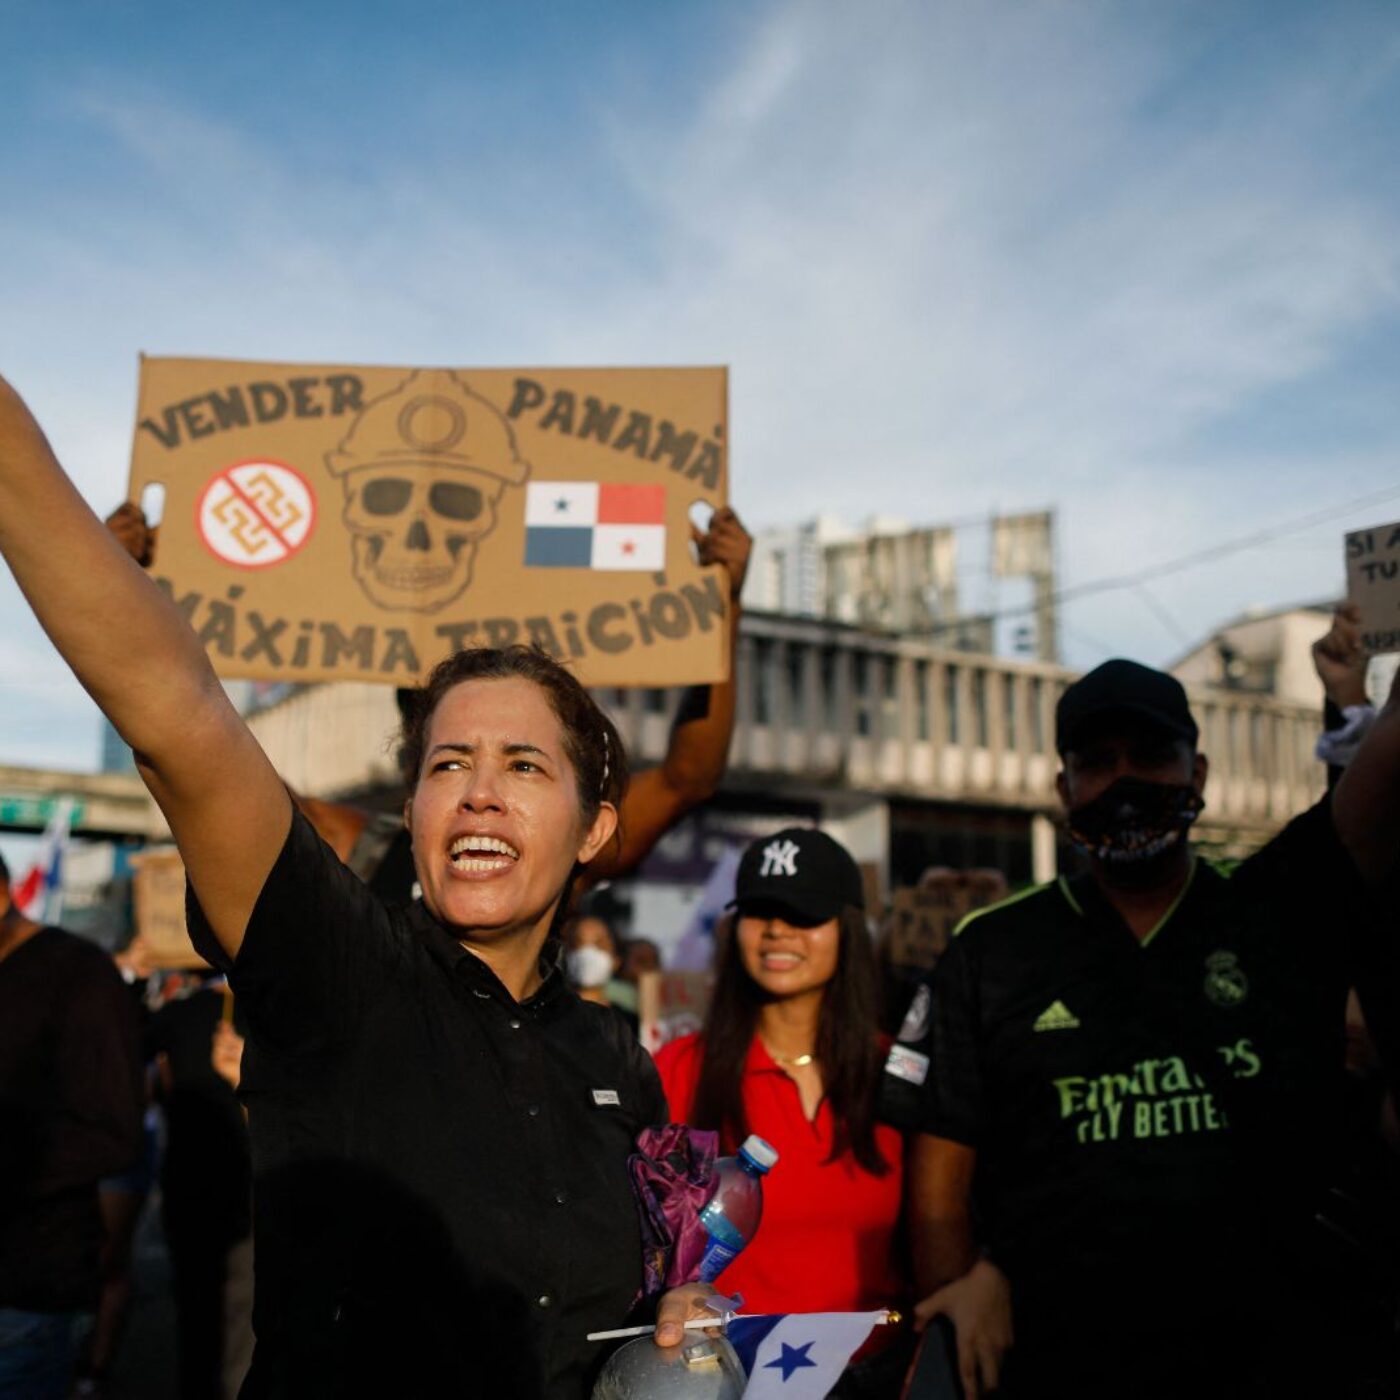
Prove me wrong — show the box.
[1055,659,1198,755]
[729,827,865,925]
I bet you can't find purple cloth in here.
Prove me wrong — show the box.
[628,1124,719,1303]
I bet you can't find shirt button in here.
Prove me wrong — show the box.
[536,1294,553,1309]
[526,1104,541,1118]
[509,1018,522,1030]
[553,1189,568,1205]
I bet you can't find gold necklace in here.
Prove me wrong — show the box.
[767,1047,817,1068]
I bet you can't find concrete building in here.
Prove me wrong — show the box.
[1172,602,1396,709]
[235,610,1323,959]
[1172,604,1333,707]
[4,607,1338,963]
[744,511,1055,660]
[743,514,859,617]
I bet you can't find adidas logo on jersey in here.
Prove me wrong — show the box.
[1033,1000,1081,1032]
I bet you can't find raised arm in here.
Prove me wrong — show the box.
[1334,657,1400,886]
[0,375,289,957]
[105,500,373,866]
[588,506,751,881]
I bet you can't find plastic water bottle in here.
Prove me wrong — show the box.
[696,1135,779,1283]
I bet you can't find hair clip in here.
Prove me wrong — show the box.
[600,729,611,795]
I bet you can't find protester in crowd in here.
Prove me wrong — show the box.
[562,911,623,1005]
[1311,602,1400,1090]
[0,375,717,1397]
[898,656,1396,1399]
[0,851,145,1400]
[104,501,754,905]
[72,1138,155,1400]
[1310,604,1400,1395]
[1323,987,1400,1396]
[604,935,662,1019]
[212,1017,246,1095]
[205,999,258,1400]
[620,936,661,984]
[69,936,159,1400]
[147,975,254,1400]
[654,828,906,1318]
[561,911,639,1032]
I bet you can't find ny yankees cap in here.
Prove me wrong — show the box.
[730,827,866,925]
[1055,658,1198,756]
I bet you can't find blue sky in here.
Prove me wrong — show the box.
[2,0,1399,772]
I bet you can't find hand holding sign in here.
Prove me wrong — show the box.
[691,505,752,601]
[1312,603,1368,709]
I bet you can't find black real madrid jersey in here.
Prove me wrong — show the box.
[901,798,1368,1303]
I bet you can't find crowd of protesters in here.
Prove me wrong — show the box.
[1,361,1398,1400]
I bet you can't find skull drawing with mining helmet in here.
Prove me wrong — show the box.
[325,370,530,613]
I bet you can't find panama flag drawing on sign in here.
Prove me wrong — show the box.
[523,481,666,570]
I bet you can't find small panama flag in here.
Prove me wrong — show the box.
[13,798,76,923]
[524,481,666,571]
[726,1312,884,1398]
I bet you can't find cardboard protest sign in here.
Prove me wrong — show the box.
[131,848,208,970]
[1347,521,1400,654]
[885,867,1008,971]
[638,969,714,1056]
[128,358,731,686]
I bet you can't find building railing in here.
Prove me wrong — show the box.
[601,612,1325,836]
[0,765,171,839]
[236,610,1326,837]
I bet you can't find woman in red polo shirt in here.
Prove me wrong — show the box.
[653,827,905,1315]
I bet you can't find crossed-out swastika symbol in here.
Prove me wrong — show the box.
[197,460,316,570]
[243,470,305,531]
[211,495,270,555]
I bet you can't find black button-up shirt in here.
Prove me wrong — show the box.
[189,809,667,1399]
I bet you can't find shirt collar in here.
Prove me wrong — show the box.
[1060,854,1200,949]
[407,901,568,1010]
[745,1035,793,1076]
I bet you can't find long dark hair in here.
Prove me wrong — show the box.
[691,905,890,1175]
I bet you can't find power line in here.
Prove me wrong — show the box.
[1062,484,1400,600]
[930,482,1400,636]
[1133,583,1193,650]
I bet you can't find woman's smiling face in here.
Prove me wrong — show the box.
[735,907,842,1001]
[405,677,615,939]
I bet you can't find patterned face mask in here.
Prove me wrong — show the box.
[1067,776,1204,865]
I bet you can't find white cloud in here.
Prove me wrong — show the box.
[2,0,1399,768]
[596,0,1398,496]
[587,0,1400,659]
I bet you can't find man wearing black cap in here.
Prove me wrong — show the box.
[896,657,1397,1399]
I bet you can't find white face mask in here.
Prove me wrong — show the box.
[566,945,616,990]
